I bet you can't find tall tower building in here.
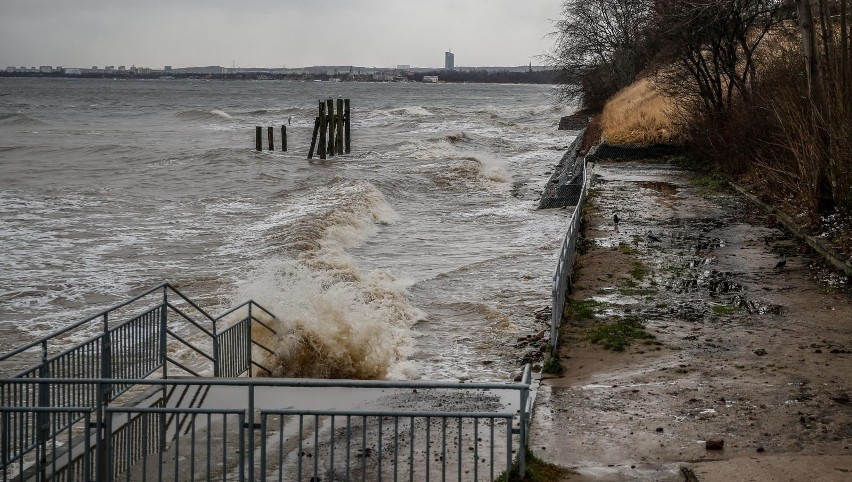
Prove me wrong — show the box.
[445,50,455,70]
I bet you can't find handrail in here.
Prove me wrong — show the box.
[0,375,532,391]
[42,332,103,364]
[165,284,218,324]
[1,283,279,380]
[252,338,276,356]
[250,314,277,334]
[549,158,589,353]
[263,408,516,419]
[213,301,279,335]
[166,302,215,337]
[0,283,169,361]
[245,300,278,321]
[164,357,203,378]
[212,300,253,321]
[165,328,216,362]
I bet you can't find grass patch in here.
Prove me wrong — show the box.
[587,316,656,351]
[586,187,601,202]
[494,449,575,482]
[692,171,730,194]
[576,235,594,255]
[711,304,737,315]
[541,353,564,375]
[617,278,657,297]
[629,260,649,280]
[618,242,639,255]
[565,298,605,321]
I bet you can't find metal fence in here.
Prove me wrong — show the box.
[1,368,532,481]
[0,284,278,478]
[549,159,589,354]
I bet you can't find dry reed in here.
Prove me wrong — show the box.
[599,78,681,146]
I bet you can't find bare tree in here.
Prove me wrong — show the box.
[652,0,786,117]
[791,0,852,213]
[549,0,654,110]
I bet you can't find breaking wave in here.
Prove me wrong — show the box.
[233,179,421,380]
[175,109,233,121]
[387,106,434,117]
[0,112,47,126]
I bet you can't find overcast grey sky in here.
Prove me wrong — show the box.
[0,0,564,69]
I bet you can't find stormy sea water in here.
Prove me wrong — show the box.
[0,78,576,381]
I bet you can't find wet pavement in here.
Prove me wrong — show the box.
[530,161,852,481]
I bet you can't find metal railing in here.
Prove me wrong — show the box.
[549,159,589,354]
[1,366,533,481]
[0,283,279,476]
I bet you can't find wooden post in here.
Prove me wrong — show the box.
[326,98,336,157]
[344,99,351,154]
[255,126,262,151]
[336,98,344,155]
[281,125,287,152]
[267,126,274,151]
[308,117,319,158]
[318,101,327,160]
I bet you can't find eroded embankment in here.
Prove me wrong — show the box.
[531,161,852,482]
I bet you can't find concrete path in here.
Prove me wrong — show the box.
[530,161,852,481]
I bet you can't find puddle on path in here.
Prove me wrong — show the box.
[637,181,679,196]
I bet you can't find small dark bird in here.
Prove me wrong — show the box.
[647,232,662,243]
[613,214,620,225]
[773,258,787,271]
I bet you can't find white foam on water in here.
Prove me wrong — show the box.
[231,179,423,379]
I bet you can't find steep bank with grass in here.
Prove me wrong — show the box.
[598,79,680,146]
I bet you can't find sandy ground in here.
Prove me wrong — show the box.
[530,161,852,481]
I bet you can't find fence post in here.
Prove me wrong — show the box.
[101,312,112,403]
[248,385,256,482]
[212,308,218,376]
[519,383,528,477]
[212,320,220,377]
[95,381,112,480]
[37,341,49,479]
[255,126,262,151]
[506,419,513,478]
[344,99,351,153]
[318,102,327,160]
[161,286,168,379]
[267,126,274,151]
[104,408,114,482]
[247,303,253,377]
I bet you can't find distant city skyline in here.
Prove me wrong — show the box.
[0,0,563,69]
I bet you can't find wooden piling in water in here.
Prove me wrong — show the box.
[255,126,262,151]
[308,117,320,159]
[281,125,287,152]
[344,99,351,154]
[267,126,274,151]
[318,101,327,160]
[326,99,336,157]
[336,98,344,155]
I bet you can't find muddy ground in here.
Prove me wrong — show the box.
[530,161,852,481]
